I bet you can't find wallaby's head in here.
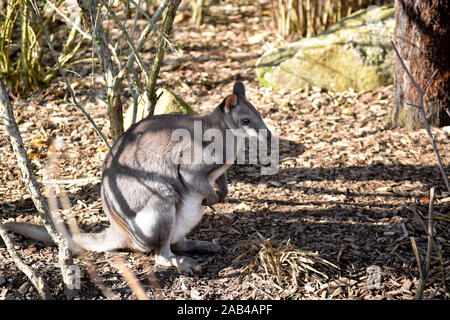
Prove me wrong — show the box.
[221,82,272,141]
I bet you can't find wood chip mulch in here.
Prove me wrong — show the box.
[0,1,449,300]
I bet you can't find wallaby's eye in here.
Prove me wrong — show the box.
[241,118,250,125]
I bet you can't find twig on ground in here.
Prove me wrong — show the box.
[392,41,450,193]
[411,200,450,299]
[410,236,423,288]
[415,187,435,300]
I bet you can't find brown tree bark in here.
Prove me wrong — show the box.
[77,0,124,142]
[391,0,450,129]
[147,0,182,116]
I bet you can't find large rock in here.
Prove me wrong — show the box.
[256,5,394,92]
[123,88,195,131]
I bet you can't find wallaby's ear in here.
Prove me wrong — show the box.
[224,95,237,113]
[233,82,245,98]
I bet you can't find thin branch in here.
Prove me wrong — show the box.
[0,78,74,299]
[410,236,423,286]
[424,69,438,94]
[391,41,421,92]
[406,103,421,109]
[127,0,178,52]
[415,187,435,300]
[77,0,124,142]
[437,85,450,118]
[44,138,119,299]
[438,85,450,103]
[113,256,150,300]
[103,3,150,83]
[391,41,450,193]
[411,204,450,298]
[29,0,111,150]
[0,221,51,299]
[117,0,178,82]
[46,0,92,40]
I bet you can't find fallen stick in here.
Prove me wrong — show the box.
[415,187,435,300]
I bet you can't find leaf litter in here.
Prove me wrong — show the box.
[0,0,449,300]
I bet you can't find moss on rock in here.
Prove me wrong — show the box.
[256,5,394,92]
[123,88,195,131]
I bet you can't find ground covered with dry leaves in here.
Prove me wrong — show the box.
[0,2,449,300]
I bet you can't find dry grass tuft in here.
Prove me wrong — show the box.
[233,233,340,292]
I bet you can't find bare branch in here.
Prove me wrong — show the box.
[392,42,450,193]
[0,78,74,299]
[0,221,51,299]
[46,0,92,40]
[406,103,421,109]
[424,69,439,94]
[103,3,150,83]
[29,0,111,149]
[391,41,421,93]
[147,0,182,116]
[415,187,435,300]
[410,236,423,284]
[117,0,178,82]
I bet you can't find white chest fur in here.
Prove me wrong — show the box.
[171,136,243,244]
[170,191,204,244]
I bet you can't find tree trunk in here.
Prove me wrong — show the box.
[391,0,450,129]
[148,0,182,115]
[77,0,124,142]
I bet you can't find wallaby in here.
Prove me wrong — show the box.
[5,82,272,273]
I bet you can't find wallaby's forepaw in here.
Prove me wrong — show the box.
[202,192,219,206]
[155,254,202,274]
[217,187,228,203]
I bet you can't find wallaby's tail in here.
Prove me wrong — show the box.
[72,227,128,252]
[3,222,128,253]
[4,222,53,244]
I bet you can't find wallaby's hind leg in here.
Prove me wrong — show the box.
[172,237,221,253]
[134,201,202,273]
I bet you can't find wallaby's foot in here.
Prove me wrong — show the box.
[155,253,201,274]
[155,245,202,274]
[173,237,221,254]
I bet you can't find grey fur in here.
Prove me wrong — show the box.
[4,82,272,274]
